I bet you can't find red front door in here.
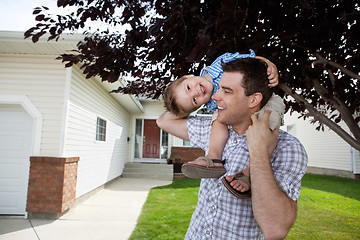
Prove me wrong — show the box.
[143,119,160,158]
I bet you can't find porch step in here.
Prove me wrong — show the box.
[122,163,174,181]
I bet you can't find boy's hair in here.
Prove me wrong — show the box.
[222,58,273,108]
[162,75,197,116]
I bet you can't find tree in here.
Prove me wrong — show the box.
[25,0,360,151]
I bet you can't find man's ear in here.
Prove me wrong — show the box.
[249,92,263,108]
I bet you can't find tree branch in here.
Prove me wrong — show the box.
[311,54,360,140]
[279,83,360,151]
[314,53,360,81]
[312,78,360,140]
[327,69,336,88]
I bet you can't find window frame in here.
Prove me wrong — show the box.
[96,117,107,142]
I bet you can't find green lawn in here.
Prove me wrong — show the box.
[287,174,360,239]
[129,174,360,240]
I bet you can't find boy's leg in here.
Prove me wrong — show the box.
[188,118,228,167]
[225,165,250,192]
[206,118,228,162]
[181,116,227,178]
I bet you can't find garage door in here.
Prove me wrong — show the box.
[0,104,33,215]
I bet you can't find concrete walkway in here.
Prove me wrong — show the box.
[0,178,172,240]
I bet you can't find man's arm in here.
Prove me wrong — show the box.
[156,111,190,141]
[246,111,297,240]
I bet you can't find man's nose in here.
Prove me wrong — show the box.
[212,91,219,100]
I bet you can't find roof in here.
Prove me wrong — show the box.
[0,30,144,114]
[0,31,81,55]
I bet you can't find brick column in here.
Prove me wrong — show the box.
[170,147,205,177]
[26,156,79,218]
[171,147,205,164]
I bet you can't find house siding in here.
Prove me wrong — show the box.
[352,148,360,174]
[0,54,67,156]
[137,100,166,117]
[64,66,131,197]
[282,112,353,172]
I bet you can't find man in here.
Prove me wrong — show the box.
[157,58,308,239]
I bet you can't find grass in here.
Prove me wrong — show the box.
[287,174,360,239]
[129,174,360,240]
[128,178,200,240]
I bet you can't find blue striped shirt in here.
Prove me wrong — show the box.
[200,50,256,111]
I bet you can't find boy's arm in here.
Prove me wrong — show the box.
[156,111,190,141]
[204,52,279,88]
[255,56,279,88]
[201,51,255,78]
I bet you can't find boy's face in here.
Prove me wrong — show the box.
[174,76,213,113]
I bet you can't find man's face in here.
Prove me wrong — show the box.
[212,72,252,127]
[174,76,214,113]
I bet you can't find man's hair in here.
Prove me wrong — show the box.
[222,58,273,108]
[162,75,197,117]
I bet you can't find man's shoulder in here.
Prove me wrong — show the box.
[277,129,304,147]
[275,130,308,168]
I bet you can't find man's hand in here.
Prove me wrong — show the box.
[246,111,279,158]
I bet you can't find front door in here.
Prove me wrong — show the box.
[142,119,160,158]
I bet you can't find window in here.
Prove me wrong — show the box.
[134,119,142,158]
[96,117,106,141]
[161,130,169,159]
[183,140,191,146]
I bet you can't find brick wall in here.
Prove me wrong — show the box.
[26,156,79,217]
[170,147,205,164]
[170,147,205,175]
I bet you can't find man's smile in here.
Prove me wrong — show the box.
[217,106,225,112]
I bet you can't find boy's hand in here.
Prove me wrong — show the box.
[255,56,279,88]
[266,61,278,88]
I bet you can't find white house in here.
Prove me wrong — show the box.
[0,30,358,218]
[0,31,172,218]
[281,110,360,179]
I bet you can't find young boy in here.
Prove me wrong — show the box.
[161,50,285,197]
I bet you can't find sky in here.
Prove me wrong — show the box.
[0,0,62,31]
[0,0,127,34]
[0,0,133,80]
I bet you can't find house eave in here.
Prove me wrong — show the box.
[0,30,144,114]
[94,76,144,114]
